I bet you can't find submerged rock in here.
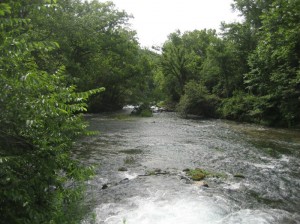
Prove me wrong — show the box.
[120,178,129,184]
[150,106,166,113]
[234,174,246,179]
[193,181,209,188]
[185,168,225,181]
[186,168,208,181]
[139,169,171,177]
[118,167,128,171]
[102,184,108,189]
[190,172,206,181]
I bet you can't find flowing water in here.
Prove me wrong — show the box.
[76,109,300,224]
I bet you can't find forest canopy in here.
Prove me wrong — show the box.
[158,0,300,127]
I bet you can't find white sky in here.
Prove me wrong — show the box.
[98,0,241,48]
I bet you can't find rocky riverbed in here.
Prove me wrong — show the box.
[75,110,300,224]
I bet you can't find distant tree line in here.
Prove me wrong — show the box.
[158,0,300,127]
[0,0,299,223]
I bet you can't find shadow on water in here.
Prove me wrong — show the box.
[75,111,300,224]
[226,121,300,158]
[118,148,144,155]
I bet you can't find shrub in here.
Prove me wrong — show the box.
[218,91,257,121]
[176,81,220,118]
[218,91,279,125]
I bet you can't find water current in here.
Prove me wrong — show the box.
[76,109,300,224]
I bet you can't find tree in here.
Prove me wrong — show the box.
[160,31,191,101]
[232,0,273,29]
[160,30,215,102]
[33,0,144,111]
[245,0,300,126]
[127,48,163,104]
[0,1,103,222]
[201,38,243,97]
[176,81,219,118]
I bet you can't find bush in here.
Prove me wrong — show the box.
[218,91,279,125]
[218,91,257,121]
[176,81,220,118]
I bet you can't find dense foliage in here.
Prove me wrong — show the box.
[176,81,219,118]
[1,0,299,222]
[31,0,156,111]
[0,1,103,223]
[0,0,160,222]
[158,0,300,127]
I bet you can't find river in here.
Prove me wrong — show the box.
[76,109,300,224]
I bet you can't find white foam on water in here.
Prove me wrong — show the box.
[250,162,276,169]
[218,209,295,224]
[123,105,135,109]
[90,194,296,224]
[122,172,138,180]
[97,196,229,224]
[92,187,235,224]
[223,182,241,190]
[279,155,290,163]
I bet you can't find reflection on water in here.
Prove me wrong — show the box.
[77,110,300,224]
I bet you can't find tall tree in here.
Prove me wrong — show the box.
[201,38,243,97]
[0,1,103,222]
[160,30,216,102]
[245,0,300,126]
[32,0,143,111]
[232,0,273,29]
